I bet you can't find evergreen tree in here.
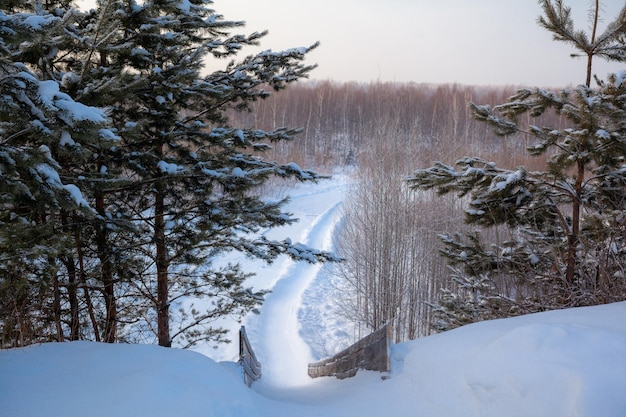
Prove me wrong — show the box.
[408,0,626,329]
[68,0,335,347]
[1,0,336,348]
[0,2,114,345]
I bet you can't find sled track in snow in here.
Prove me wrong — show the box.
[249,200,344,387]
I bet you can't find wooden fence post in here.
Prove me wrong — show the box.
[239,326,261,387]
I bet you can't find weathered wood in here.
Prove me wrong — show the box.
[239,326,261,387]
[308,324,392,379]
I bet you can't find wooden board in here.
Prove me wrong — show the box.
[308,324,392,379]
[239,326,261,387]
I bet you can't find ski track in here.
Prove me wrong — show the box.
[191,174,350,378]
[247,198,345,387]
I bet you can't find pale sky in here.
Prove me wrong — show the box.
[79,0,626,87]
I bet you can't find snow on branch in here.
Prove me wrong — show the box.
[36,77,108,126]
[35,160,92,209]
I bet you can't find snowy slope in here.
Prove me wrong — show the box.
[190,172,354,379]
[2,302,626,417]
[2,171,626,417]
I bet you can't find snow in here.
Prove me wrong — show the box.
[285,46,309,55]
[37,78,107,125]
[98,128,121,141]
[176,0,192,14]
[286,162,313,179]
[36,163,91,207]
[235,129,245,142]
[59,130,75,146]
[61,72,79,88]
[614,70,626,88]
[131,47,150,57]
[596,129,611,140]
[490,169,524,192]
[22,15,58,30]
[529,253,540,265]
[465,208,485,216]
[157,160,185,174]
[2,172,626,417]
[232,167,245,177]
[63,184,91,208]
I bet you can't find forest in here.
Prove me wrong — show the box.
[227,80,552,341]
[2,0,626,349]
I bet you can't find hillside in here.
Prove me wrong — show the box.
[2,301,625,417]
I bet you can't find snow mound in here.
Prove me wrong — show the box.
[0,342,256,417]
[2,301,626,417]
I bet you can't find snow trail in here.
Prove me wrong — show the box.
[249,199,344,387]
[190,174,349,364]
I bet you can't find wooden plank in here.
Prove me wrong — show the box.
[308,324,392,379]
[239,326,261,387]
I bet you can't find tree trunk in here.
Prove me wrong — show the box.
[155,181,170,347]
[63,256,80,340]
[95,191,116,342]
[566,160,585,287]
[75,228,100,341]
[154,139,171,347]
[585,0,600,88]
[61,211,79,340]
[51,267,64,342]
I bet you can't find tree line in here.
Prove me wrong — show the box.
[229,80,536,169]
[228,80,562,341]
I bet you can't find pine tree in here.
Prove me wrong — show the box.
[408,0,626,328]
[0,2,113,345]
[1,0,336,348]
[72,0,336,347]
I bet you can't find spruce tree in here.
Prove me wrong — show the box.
[408,0,626,328]
[73,0,335,347]
[1,0,336,348]
[0,2,114,345]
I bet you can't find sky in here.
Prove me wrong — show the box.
[77,0,626,86]
[214,0,626,87]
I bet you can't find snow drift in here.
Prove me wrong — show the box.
[2,301,626,417]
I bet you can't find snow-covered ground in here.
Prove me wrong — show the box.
[2,172,626,417]
[189,172,354,377]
